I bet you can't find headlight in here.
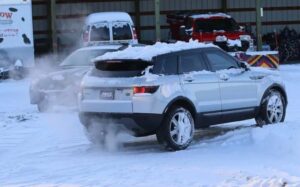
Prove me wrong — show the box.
[215,35,228,42]
[240,35,251,41]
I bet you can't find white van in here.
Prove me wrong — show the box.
[82,12,138,46]
[0,0,34,78]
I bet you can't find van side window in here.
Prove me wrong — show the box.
[112,22,133,40]
[153,56,178,75]
[90,23,110,41]
[180,53,208,73]
[204,51,239,71]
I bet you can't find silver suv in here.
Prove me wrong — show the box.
[78,44,287,151]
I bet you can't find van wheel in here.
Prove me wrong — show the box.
[255,89,286,127]
[156,106,195,151]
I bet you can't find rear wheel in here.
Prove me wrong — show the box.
[156,106,195,151]
[256,89,286,127]
[85,121,106,145]
[37,99,50,112]
[79,114,120,150]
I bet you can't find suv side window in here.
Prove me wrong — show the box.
[179,53,208,73]
[204,51,239,71]
[153,55,178,75]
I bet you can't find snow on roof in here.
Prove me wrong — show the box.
[93,40,217,62]
[0,0,31,5]
[85,12,133,25]
[78,44,123,51]
[190,13,231,19]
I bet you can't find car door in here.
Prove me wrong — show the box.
[179,51,222,125]
[203,49,258,112]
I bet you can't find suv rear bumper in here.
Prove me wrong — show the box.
[79,112,163,136]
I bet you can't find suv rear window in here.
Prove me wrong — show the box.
[92,60,152,77]
[112,22,133,40]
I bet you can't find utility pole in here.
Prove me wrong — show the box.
[221,0,227,13]
[256,0,263,51]
[155,0,161,41]
[134,0,141,40]
[51,0,58,54]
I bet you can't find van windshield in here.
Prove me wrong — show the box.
[112,22,133,40]
[195,18,240,32]
[90,22,110,41]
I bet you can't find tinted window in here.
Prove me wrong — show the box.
[92,60,152,78]
[195,18,240,32]
[90,23,110,41]
[112,22,133,40]
[205,51,239,71]
[180,53,207,73]
[153,55,177,75]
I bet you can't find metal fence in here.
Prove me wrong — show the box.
[32,0,300,54]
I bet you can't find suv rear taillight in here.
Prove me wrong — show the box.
[132,27,138,40]
[133,86,159,94]
[83,31,89,42]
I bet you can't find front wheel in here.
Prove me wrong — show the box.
[156,106,195,151]
[256,89,286,127]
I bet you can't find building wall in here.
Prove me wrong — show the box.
[32,0,300,54]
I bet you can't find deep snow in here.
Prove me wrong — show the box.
[0,65,300,187]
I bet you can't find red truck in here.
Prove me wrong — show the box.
[167,12,253,52]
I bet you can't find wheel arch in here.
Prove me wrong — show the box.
[261,83,288,105]
[163,96,197,119]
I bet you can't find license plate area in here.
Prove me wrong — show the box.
[100,90,114,100]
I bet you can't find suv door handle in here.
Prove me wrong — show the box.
[184,78,194,83]
[250,75,265,80]
[219,73,230,81]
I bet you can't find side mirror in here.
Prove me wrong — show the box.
[240,61,250,71]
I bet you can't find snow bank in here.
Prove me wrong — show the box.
[93,40,217,62]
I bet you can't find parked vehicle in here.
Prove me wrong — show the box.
[167,12,253,52]
[78,41,287,151]
[0,0,35,78]
[82,12,138,46]
[30,44,123,112]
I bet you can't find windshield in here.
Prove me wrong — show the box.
[112,22,133,40]
[60,49,115,67]
[90,22,110,41]
[195,18,240,32]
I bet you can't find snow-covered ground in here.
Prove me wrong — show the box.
[0,65,300,187]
